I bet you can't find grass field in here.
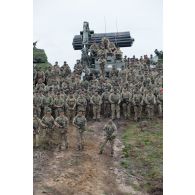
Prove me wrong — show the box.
[121,119,163,194]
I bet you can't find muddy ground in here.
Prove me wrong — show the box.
[33,119,149,195]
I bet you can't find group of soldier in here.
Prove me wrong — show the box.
[33,42,163,155]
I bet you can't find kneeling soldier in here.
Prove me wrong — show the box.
[54,109,69,151]
[99,119,117,157]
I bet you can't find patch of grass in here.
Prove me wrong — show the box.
[120,119,163,194]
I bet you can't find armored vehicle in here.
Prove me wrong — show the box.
[72,22,134,80]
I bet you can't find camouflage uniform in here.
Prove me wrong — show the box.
[36,69,45,84]
[33,114,41,147]
[109,67,118,78]
[35,79,45,92]
[119,66,127,83]
[143,91,156,120]
[73,112,87,150]
[98,57,106,78]
[33,93,43,118]
[90,91,102,120]
[54,112,69,150]
[66,94,76,123]
[156,92,163,117]
[42,93,53,115]
[101,89,111,118]
[41,109,55,148]
[99,120,117,156]
[121,89,132,120]
[132,91,143,121]
[109,90,121,120]
[53,94,65,118]
[76,94,87,114]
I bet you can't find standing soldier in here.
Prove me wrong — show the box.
[33,110,42,147]
[35,78,45,92]
[156,90,163,118]
[76,91,87,115]
[66,91,77,123]
[119,65,127,83]
[73,109,87,150]
[143,90,156,120]
[98,55,106,78]
[33,91,43,118]
[109,66,119,78]
[90,91,102,121]
[54,109,69,151]
[101,88,111,118]
[36,67,45,84]
[121,88,132,120]
[99,119,117,157]
[132,90,143,121]
[42,91,53,115]
[41,108,55,149]
[109,88,121,120]
[53,92,65,118]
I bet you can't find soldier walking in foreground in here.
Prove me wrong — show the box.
[73,109,87,151]
[99,119,117,157]
[54,109,69,151]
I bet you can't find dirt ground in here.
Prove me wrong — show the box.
[33,119,148,195]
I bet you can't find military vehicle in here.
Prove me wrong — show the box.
[72,21,134,80]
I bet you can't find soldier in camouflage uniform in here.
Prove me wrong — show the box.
[90,90,102,121]
[53,92,65,118]
[99,119,117,157]
[66,91,76,123]
[35,78,45,92]
[143,90,156,120]
[109,66,119,78]
[33,91,43,118]
[101,88,111,118]
[36,67,45,84]
[119,65,127,83]
[54,109,69,151]
[76,91,87,115]
[109,88,121,120]
[132,90,143,121]
[73,109,87,150]
[33,110,42,147]
[121,88,132,120]
[42,91,53,115]
[156,89,163,117]
[41,108,55,149]
[98,55,106,78]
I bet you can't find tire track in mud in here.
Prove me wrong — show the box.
[34,120,146,195]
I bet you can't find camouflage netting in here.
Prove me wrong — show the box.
[33,47,52,71]
[33,47,48,63]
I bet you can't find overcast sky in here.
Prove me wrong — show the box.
[33,0,162,69]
